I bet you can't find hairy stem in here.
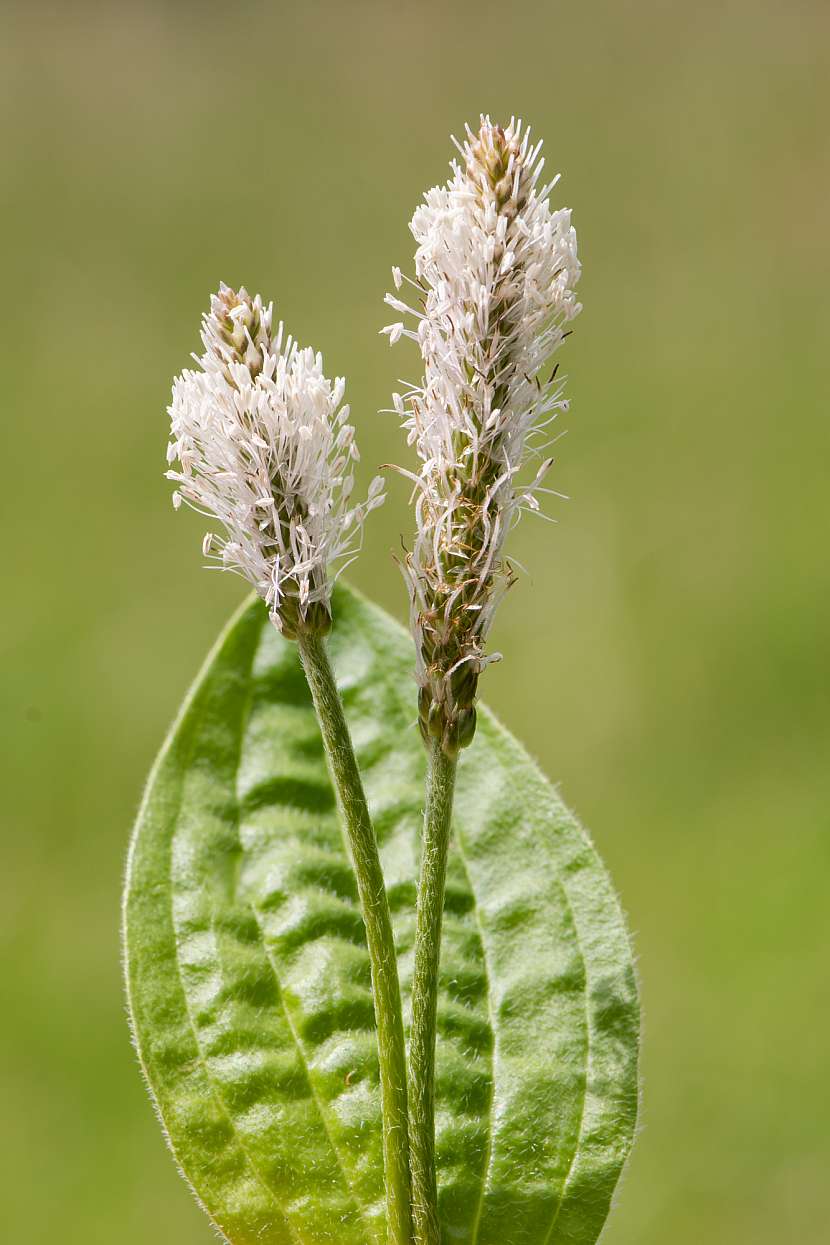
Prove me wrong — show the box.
[409,738,458,1245]
[297,630,412,1245]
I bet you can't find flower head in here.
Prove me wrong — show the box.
[167,284,384,637]
[383,117,581,754]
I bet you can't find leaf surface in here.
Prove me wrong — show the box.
[123,585,638,1245]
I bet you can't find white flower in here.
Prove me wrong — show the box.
[167,284,384,635]
[383,117,581,753]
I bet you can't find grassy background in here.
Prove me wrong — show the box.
[2,1,828,1240]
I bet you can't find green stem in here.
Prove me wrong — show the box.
[297,630,412,1245]
[408,738,458,1245]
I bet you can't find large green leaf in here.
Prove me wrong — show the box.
[123,584,639,1245]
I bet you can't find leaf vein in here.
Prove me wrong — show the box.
[453,837,496,1245]
[540,873,591,1245]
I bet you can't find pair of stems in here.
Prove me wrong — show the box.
[298,630,456,1245]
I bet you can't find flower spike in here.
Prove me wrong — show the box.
[383,117,581,755]
[168,284,385,637]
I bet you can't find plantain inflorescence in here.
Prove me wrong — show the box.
[167,284,385,638]
[383,117,581,756]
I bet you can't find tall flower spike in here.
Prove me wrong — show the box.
[383,116,581,756]
[168,284,385,638]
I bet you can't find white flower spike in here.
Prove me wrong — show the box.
[168,284,385,637]
[383,117,581,755]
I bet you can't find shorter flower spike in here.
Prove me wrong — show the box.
[383,117,581,755]
[168,284,384,637]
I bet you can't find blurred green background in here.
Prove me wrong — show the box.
[2,1,828,1241]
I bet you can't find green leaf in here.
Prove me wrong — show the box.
[123,584,639,1245]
